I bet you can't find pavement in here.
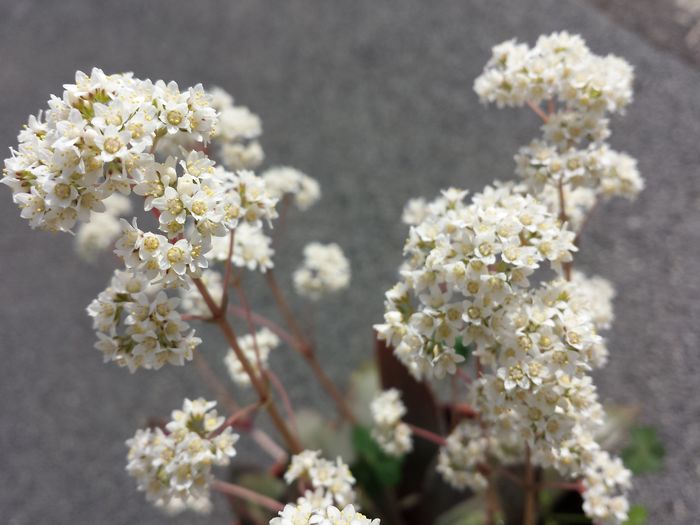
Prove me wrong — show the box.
[1,0,699,523]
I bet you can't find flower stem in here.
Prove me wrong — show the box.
[211,479,285,512]
[193,277,303,454]
[526,100,549,122]
[264,270,357,424]
[407,423,447,446]
[522,447,537,525]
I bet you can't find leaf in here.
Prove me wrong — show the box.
[434,496,494,525]
[351,425,402,489]
[623,505,648,525]
[454,336,474,361]
[622,426,665,475]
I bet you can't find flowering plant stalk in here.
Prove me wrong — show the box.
[3,32,661,525]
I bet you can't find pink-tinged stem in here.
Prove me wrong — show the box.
[264,270,357,424]
[228,305,297,348]
[212,479,285,513]
[266,369,299,436]
[407,424,447,446]
[522,447,537,525]
[526,100,549,122]
[220,230,236,314]
[212,401,262,437]
[456,368,473,384]
[193,277,303,454]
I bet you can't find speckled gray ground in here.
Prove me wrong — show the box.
[1,0,699,523]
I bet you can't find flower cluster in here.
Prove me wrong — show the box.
[582,450,632,524]
[436,421,490,491]
[293,242,351,300]
[262,166,321,211]
[375,183,576,380]
[87,270,201,371]
[75,193,132,261]
[270,504,379,525]
[284,450,357,509]
[125,398,238,508]
[2,68,216,233]
[475,32,643,215]
[370,389,413,457]
[474,32,633,113]
[207,223,275,273]
[208,87,264,171]
[224,327,280,386]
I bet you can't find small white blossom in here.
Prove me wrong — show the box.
[293,242,351,300]
[262,166,321,211]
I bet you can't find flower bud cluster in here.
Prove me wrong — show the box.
[370,389,413,457]
[125,398,238,508]
[293,242,351,300]
[87,270,201,371]
[224,327,280,386]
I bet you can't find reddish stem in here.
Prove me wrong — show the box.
[526,100,549,122]
[407,423,447,446]
[211,479,285,513]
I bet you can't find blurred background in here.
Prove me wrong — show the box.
[1,0,699,523]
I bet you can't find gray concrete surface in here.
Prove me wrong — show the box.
[1,0,699,523]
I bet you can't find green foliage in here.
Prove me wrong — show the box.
[434,497,493,525]
[350,425,402,493]
[454,336,474,360]
[622,505,648,525]
[622,426,665,475]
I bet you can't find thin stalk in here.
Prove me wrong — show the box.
[407,423,447,446]
[193,278,303,453]
[526,100,549,122]
[557,177,572,281]
[211,479,285,513]
[266,369,299,436]
[265,270,357,424]
[211,401,262,437]
[522,447,537,525]
[228,304,297,348]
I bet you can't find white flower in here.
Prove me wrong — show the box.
[436,421,489,492]
[3,68,217,233]
[87,269,201,371]
[293,243,351,300]
[126,398,238,507]
[262,166,321,211]
[370,389,413,457]
[283,451,357,509]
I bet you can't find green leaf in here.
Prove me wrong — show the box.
[622,426,665,475]
[622,505,648,525]
[454,336,474,360]
[351,425,402,490]
[434,497,496,525]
